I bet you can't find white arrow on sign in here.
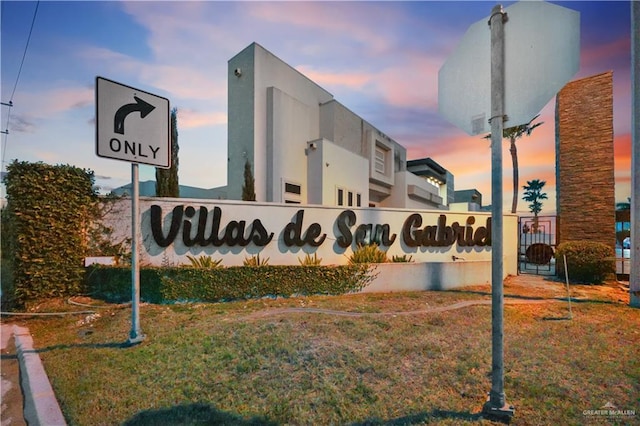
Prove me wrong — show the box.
[438,1,580,136]
[96,77,170,168]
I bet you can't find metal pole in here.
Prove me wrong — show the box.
[630,0,640,307]
[563,254,573,319]
[483,4,514,420]
[128,163,145,344]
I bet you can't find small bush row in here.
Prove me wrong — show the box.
[186,245,410,268]
[85,264,375,304]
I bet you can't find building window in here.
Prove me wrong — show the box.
[284,182,301,195]
[375,146,385,174]
[337,188,344,206]
[283,180,302,204]
[337,187,362,207]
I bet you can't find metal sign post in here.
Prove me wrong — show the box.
[438,2,580,420]
[482,5,514,420]
[128,163,144,345]
[95,77,170,345]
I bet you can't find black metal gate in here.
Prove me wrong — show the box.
[518,215,557,276]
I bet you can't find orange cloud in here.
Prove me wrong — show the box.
[615,133,632,180]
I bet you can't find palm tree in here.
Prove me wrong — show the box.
[522,179,547,232]
[485,115,543,213]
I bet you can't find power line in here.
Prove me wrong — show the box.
[9,1,40,102]
[2,1,40,167]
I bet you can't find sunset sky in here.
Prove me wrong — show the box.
[1,1,633,213]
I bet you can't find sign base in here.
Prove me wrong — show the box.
[482,394,515,423]
[126,333,146,347]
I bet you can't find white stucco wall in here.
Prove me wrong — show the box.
[228,43,452,212]
[362,261,494,292]
[306,138,369,207]
[228,43,333,202]
[319,101,366,155]
[267,87,314,203]
[104,198,518,279]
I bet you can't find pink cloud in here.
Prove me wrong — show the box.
[375,57,442,109]
[248,2,402,55]
[580,37,630,72]
[17,86,93,118]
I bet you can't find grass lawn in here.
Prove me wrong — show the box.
[10,277,640,425]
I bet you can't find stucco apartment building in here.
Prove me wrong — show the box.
[226,42,454,210]
[113,42,471,209]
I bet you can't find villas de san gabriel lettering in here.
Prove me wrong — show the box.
[150,205,492,250]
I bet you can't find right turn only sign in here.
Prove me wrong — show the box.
[96,76,170,168]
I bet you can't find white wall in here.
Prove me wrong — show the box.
[228,43,452,212]
[228,43,333,201]
[104,197,518,279]
[362,261,494,292]
[267,87,314,203]
[306,138,369,207]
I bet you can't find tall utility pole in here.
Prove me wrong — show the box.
[482,4,515,420]
[631,0,640,307]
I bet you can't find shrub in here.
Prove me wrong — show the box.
[185,255,223,268]
[3,161,100,306]
[555,241,615,284]
[0,257,16,311]
[85,264,375,303]
[298,253,322,266]
[84,266,166,303]
[243,254,270,267]
[348,244,388,264]
[391,254,414,263]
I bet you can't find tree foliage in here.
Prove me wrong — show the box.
[155,107,179,197]
[242,159,256,201]
[522,179,548,216]
[485,115,543,213]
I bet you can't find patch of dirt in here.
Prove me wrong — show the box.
[463,275,630,305]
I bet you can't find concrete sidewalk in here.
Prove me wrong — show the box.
[1,322,25,426]
[1,323,66,426]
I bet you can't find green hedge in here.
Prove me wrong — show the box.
[85,265,375,303]
[555,241,615,284]
[3,161,98,306]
